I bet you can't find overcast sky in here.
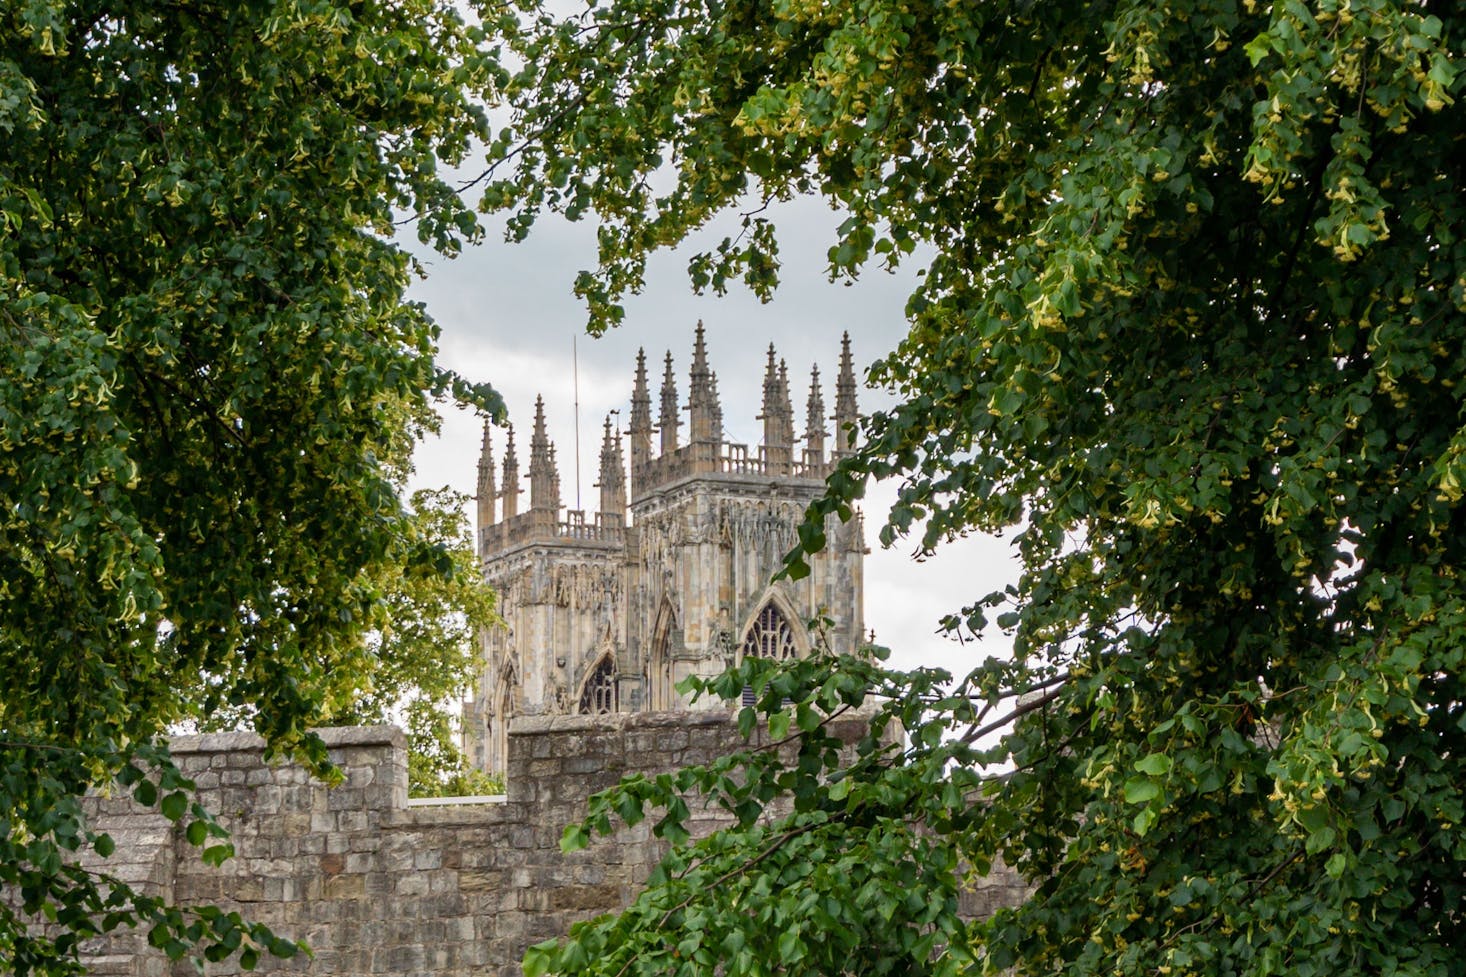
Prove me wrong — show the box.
[404,196,1019,679]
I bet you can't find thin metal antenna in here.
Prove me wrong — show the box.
[572,333,582,512]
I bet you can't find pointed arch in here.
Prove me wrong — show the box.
[738,590,806,664]
[647,596,678,711]
[487,660,517,776]
[578,653,619,715]
[738,591,807,707]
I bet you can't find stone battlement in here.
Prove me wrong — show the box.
[73,714,1027,976]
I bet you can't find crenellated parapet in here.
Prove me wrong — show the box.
[476,395,629,557]
[58,718,1026,977]
[479,508,626,556]
[476,324,858,556]
[626,323,857,501]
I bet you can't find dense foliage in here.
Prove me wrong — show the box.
[338,490,496,738]
[491,0,1466,974]
[332,487,502,799]
[404,700,505,798]
[191,486,501,797]
[0,0,499,971]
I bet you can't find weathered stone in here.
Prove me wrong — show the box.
[467,334,868,778]
[52,718,1026,976]
[322,873,366,901]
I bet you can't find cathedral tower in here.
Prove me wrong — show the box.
[464,326,866,775]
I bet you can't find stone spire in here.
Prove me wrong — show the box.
[629,348,652,470]
[760,344,779,447]
[709,370,724,445]
[597,415,627,528]
[834,331,859,457]
[476,421,497,544]
[659,351,680,454]
[500,423,520,520]
[778,359,795,449]
[687,321,721,445]
[761,344,794,474]
[804,365,826,470]
[529,395,559,512]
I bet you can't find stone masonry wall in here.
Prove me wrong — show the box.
[75,714,1028,976]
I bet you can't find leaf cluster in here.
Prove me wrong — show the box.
[493,0,1466,974]
[1,0,501,970]
[0,740,300,975]
[529,649,1049,977]
[404,700,506,798]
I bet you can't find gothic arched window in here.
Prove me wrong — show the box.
[742,603,798,662]
[648,599,677,711]
[487,663,516,776]
[740,603,798,707]
[580,656,618,715]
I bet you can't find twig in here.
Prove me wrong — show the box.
[957,685,1064,747]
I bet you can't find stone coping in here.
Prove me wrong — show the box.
[406,794,509,807]
[508,709,734,736]
[168,724,406,754]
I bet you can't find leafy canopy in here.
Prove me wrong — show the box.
[191,486,501,797]
[1,0,500,971]
[490,0,1466,975]
[332,486,503,799]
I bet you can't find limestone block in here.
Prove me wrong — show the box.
[335,809,369,833]
[66,717,1024,977]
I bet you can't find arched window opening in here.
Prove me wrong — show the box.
[580,656,619,715]
[740,602,797,706]
[742,603,797,662]
[648,599,676,711]
[488,664,515,776]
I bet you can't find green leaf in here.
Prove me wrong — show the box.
[614,792,646,827]
[1123,779,1161,805]
[1244,32,1275,66]
[777,927,801,963]
[561,824,590,853]
[1134,753,1171,776]
[202,844,235,867]
[524,939,559,977]
[160,791,188,822]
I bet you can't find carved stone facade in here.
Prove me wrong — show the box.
[463,326,867,774]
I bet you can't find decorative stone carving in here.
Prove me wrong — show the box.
[464,328,866,776]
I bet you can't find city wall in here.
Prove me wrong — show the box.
[77,714,1028,976]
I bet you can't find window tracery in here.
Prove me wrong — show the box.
[648,599,676,710]
[740,602,798,706]
[742,603,797,662]
[580,656,618,715]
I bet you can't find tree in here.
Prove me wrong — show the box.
[189,485,501,796]
[403,699,505,798]
[0,1,499,972]
[327,487,502,798]
[489,1,1466,975]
